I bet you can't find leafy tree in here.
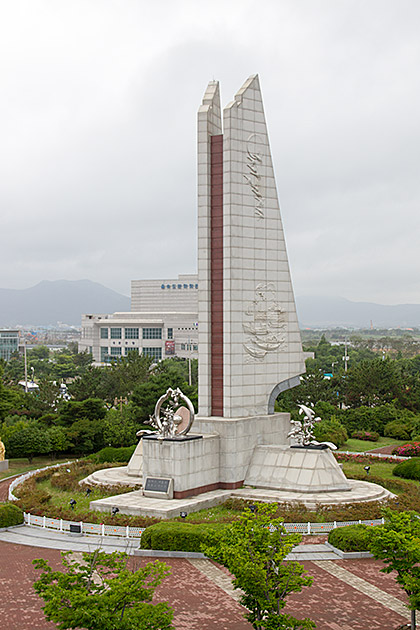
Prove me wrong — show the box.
[0,365,22,419]
[66,417,106,455]
[69,354,151,404]
[46,425,68,459]
[203,504,315,629]
[58,398,106,426]
[368,509,420,630]
[3,420,51,463]
[343,357,403,408]
[103,407,137,447]
[33,550,173,630]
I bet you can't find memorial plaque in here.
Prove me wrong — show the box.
[143,476,173,499]
[144,478,170,493]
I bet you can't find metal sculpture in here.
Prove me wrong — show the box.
[149,387,195,438]
[287,404,337,450]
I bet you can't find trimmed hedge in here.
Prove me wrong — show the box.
[351,430,379,442]
[0,503,24,528]
[140,521,227,552]
[393,457,420,481]
[328,524,371,552]
[90,445,136,464]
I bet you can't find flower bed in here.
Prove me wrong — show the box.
[335,452,407,465]
[392,442,420,457]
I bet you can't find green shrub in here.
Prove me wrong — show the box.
[141,521,227,552]
[313,416,348,448]
[328,524,371,552]
[393,457,420,481]
[351,430,379,442]
[90,445,136,464]
[384,421,411,441]
[0,503,24,528]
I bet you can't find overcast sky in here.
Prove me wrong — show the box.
[1,0,419,305]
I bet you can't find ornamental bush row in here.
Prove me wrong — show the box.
[393,457,420,481]
[328,524,370,552]
[140,521,227,552]
[88,445,136,465]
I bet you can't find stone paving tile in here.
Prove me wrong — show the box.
[188,557,242,602]
[313,560,409,618]
[284,560,409,630]
[336,558,409,602]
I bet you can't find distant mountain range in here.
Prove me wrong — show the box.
[0,280,130,327]
[1,280,419,329]
[296,296,420,329]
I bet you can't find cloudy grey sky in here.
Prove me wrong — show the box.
[1,0,419,305]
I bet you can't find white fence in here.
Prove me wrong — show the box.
[24,512,145,538]
[22,511,385,539]
[8,461,76,502]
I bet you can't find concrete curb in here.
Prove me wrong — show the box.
[133,549,206,558]
[325,540,373,559]
[0,524,25,533]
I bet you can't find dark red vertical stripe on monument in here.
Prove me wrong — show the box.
[210,135,223,416]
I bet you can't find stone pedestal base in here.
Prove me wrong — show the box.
[0,460,9,472]
[127,440,143,477]
[245,445,351,493]
[142,413,291,498]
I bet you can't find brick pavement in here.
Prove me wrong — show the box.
[0,537,415,629]
[0,476,13,501]
[285,560,410,630]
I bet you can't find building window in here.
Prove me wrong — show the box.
[193,344,198,351]
[143,328,162,340]
[167,328,173,340]
[110,347,122,358]
[143,347,162,361]
[100,347,109,362]
[110,328,122,339]
[100,328,108,339]
[125,347,138,356]
[181,343,186,350]
[125,327,139,339]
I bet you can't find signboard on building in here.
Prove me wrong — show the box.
[165,340,175,355]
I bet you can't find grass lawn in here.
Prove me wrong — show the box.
[341,459,418,489]
[0,456,76,482]
[339,437,406,453]
[36,478,116,514]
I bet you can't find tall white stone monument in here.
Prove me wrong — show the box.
[144,75,306,498]
[90,76,393,516]
[197,75,305,419]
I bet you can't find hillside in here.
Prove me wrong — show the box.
[296,296,420,328]
[0,280,130,327]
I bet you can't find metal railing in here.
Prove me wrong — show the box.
[22,511,385,539]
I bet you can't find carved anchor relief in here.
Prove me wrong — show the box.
[243,283,287,361]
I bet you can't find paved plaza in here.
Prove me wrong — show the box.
[0,534,413,630]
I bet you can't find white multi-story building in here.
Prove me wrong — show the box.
[79,274,198,364]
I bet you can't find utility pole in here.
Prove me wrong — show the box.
[24,339,28,393]
[343,338,349,373]
[188,338,192,386]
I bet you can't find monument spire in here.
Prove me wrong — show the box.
[198,75,305,418]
